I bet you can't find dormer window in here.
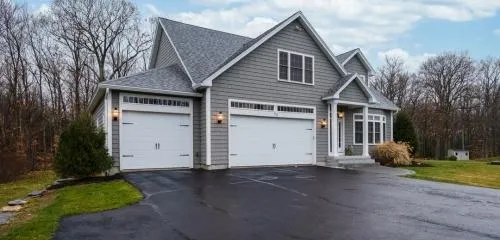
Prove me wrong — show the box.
[278,49,314,85]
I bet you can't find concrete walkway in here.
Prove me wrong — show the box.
[343,164,415,176]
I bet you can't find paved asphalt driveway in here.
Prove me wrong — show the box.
[55,167,500,240]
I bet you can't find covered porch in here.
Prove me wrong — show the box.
[322,74,394,166]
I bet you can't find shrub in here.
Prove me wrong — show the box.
[54,113,113,178]
[393,111,418,155]
[447,155,457,161]
[372,141,412,166]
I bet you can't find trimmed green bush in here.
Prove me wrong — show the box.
[393,111,418,155]
[447,155,457,161]
[54,113,113,178]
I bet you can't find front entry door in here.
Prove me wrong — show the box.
[337,117,345,154]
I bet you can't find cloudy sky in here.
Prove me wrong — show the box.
[29,0,500,71]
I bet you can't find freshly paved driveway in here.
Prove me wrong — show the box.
[55,167,500,240]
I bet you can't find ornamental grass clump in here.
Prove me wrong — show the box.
[372,141,412,166]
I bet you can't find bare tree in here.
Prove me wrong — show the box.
[51,0,149,82]
[372,56,410,107]
[418,52,475,158]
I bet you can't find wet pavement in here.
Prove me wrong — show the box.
[55,166,500,240]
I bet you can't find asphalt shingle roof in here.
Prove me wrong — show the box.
[103,64,194,93]
[336,49,357,63]
[159,18,251,84]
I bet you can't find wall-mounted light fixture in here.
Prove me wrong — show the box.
[320,118,327,128]
[112,107,119,121]
[216,112,224,124]
[337,111,344,118]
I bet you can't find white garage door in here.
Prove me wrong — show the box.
[229,115,314,167]
[120,111,192,170]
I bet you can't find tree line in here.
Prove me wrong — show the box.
[373,52,500,159]
[0,0,151,181]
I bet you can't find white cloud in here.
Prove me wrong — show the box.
[378,48,435,72]
[167,0,500,53]
[144,4,164,17]
[494,29,500,37]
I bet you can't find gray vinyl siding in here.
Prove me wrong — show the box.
[193,98,202,167]
[93,99,105,129]
[210,20,343,167]
[339,81,369,103]
[153,30,182,69]
[111,91,120,167]
[344,108,393,156]
[344,55,368,83]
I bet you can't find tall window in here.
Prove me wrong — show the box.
[354,114,386,144]
[279,51,288,80]
[278,50,314,85]
[354,115,363,144]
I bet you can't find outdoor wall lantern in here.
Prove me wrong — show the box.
[320,119,327,128]
[337,111,344,118]
[216,112,224,124]
[112,107,119,121]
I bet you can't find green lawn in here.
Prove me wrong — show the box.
[0,175,142,240]
[404,159,500,189]
[0,171,57,204]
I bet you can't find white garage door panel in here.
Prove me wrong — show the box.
[121,111,191,170]
[230,115,313,167]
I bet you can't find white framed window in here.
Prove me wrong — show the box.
[277,49,314,85]
[353,113,386,145]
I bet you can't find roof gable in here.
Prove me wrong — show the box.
[159,18,251,85]
[323,74,378,104]
[198,11,348,87]
[336,48,375,74]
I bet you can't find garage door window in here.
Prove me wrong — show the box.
[123,96,189,107]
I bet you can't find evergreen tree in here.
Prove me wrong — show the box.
[393,111,418,155]
[54,113,113,178]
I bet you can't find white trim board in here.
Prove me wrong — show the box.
[205,88,212,166]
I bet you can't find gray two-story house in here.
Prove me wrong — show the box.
[90,11,398,172]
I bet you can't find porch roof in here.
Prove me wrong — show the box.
[322,74,399,111]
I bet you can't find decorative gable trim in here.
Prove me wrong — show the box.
[340,49,376,74]
[322,74,378,104]
[197,11,348,87]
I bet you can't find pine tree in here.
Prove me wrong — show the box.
[393,111,418,155]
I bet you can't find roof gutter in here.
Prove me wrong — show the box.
[99,83,203,97]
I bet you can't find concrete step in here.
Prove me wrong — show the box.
[325,156,378,168]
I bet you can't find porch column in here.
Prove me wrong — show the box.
[362,105,369,157]
[331,101,338,156]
